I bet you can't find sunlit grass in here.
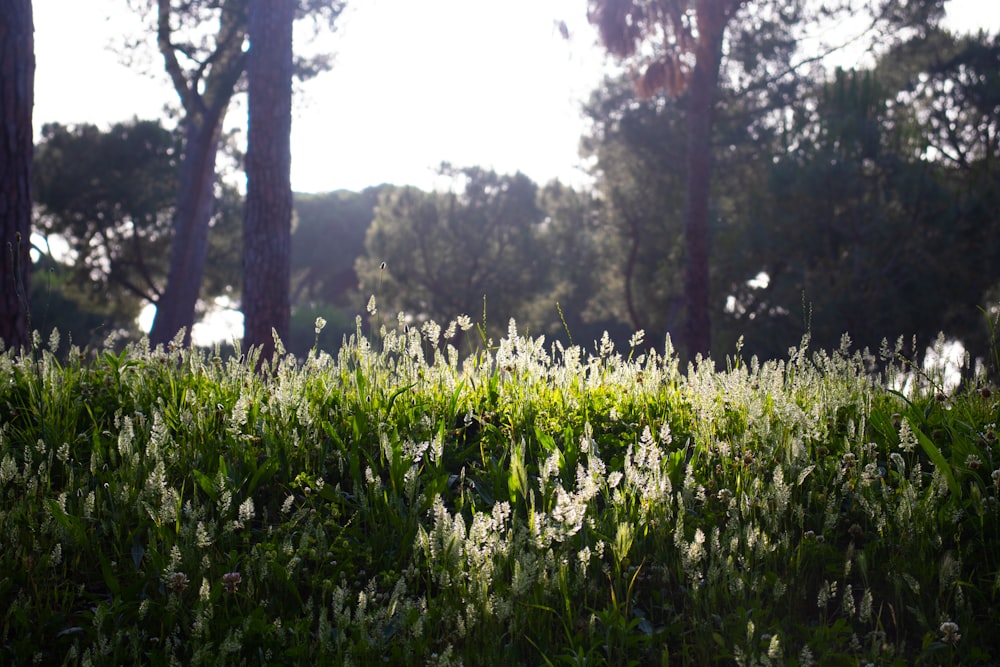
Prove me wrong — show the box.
[1,316,998,665]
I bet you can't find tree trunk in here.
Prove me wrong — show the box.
[682,37,724,361]
[149,114,225,347]
[242,0,294,360]
[147,0,246,348]
[0,0,33,351]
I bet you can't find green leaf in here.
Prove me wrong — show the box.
[247,455,279,495]
[97,550,120,596]
[911,422,961,500]
[44,498,85,544]
[131,535,144,571]
[192,469,218,502]
[509,438,528,504]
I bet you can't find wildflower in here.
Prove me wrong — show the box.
[238,497,255,525]
[628,329,645,349]
[817,580,837,609]
[965,454,982,470]
[859,588,873,623]
[366,295,377,316]
[314,317,327,334]
[165,571,190,593]
[842,583,856,617]
[199,578,211,601]
[599,330,614,356]
[898,420,917,453]
[456,314,473,331]
[767,633,782,660]
[222,572,242,594]
[421,320,441,347]
[195,521,213,548]
[940,621,961,644]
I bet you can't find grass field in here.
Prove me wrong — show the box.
[1,318,998,665]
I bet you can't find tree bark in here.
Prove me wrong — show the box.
[682,29,725,361]
[0,0,33,351]
[149,114,225,346]
[242,0,294,360]
[148,0,246,347]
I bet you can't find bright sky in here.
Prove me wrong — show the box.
[32,1,999,194]
[33,0,605,193]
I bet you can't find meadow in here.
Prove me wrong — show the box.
[1,312,998,666]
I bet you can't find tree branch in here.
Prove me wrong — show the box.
[157,0,202,118]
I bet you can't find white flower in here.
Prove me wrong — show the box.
[767,633,781,660]
[940,621,961,644]
[314,317,327,334]
[898,420,917,453]
[238,497,255,525]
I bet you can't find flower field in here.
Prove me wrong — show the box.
[1,320,998,665]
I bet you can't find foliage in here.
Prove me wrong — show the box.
[121,0,346,345]
[1,317,999,665]
[356,167,607,343]
[291,188,382,308]
[584,24,1000,368]
[581,77,700,339]
[725,33,1000,364]
[32,120,243,346]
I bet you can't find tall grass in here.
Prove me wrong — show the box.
[0,319,997,665]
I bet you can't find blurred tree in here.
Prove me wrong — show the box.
[0,0,33,350]
[356,168,619,347]
[33,120,242,344]
[581,76,690,339]
[356,167,554,342]
[27,253,119,348]
[122,0,345,346]
[243,0,294,360]
[587,0,761,359]
[586,0,947,360]
[892,30,1000,365]
[283,187,381,354]
[581,71,776,356]
[730,56,1000,364]
[292,187,382,308]
[533,180,629,345]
